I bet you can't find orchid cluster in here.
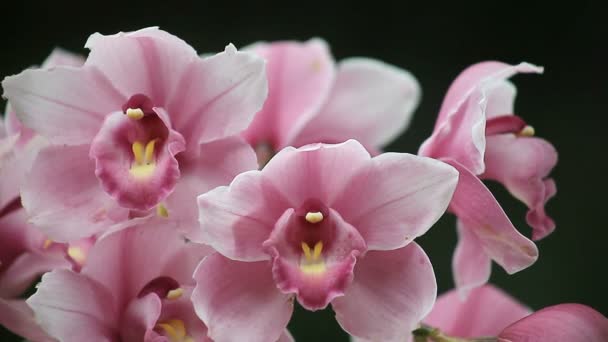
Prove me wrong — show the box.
[0,27,605,342]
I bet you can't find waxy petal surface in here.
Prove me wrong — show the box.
[452,219,492,297]
[192,253,293,342]
[333,243,436,341]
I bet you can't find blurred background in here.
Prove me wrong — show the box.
[1,1,605,340]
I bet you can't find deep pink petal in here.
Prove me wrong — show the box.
[482,135,558,240]
[120,293,162,342]
[332,243,436,341]
[21,144,129,242]
[334,152,458,250]
[242,39,335,149]
[499,304,608,342]
[452,219,492,296]
[292,58,420,150]
[0,298,55,342]
[447,159,538,275]
[1,66,124,145]
[424,285,531,338]
[167,136,257,239]
[192,253,294,342]
[27,270,119,342]
[169,44,268,150]
[89,109,186,210]
[264,208,366,311]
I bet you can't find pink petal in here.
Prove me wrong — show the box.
[0,298,55,342]
[482,135,558,240]
[156,286,210,341]
[242,39,335,150]
[1,66,124,145]
[0,135,20,210]
[452,219,492,297]
[420,62,543,175]
[21,144,129,242]
[292,58,420,150]
[197,140,370,261]
[42,48,85,68]
[192,253,294,342]
[332,243,436,341]
[447,159,538,275]
[83,220,212,307]
[169,43,268,150]
[89,109,186,210]
[263,208,366,311]
[499,304,608,342]
[27,270,119,342]
[0,252,68,298]
[120,293,162,342]
[333,152,459,250]
[84,27,197,106]
[424,285,531,338]
[278,330,295,342]
[167,136,257,239]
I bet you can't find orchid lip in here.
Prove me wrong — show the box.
[156,319,194,342]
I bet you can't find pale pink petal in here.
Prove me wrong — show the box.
[499,304,608,342]
[42,48,85,68]
[0,298,55,342]
[420,62,542,175]
[447,159,538,274]
[169,43,268,149]
[83,221,211,307]
[242,38,335,149]
[485,80,517,118]
[333,243,436,341]
[197,140,370,261]
[27,270,119,342]
[1,66,124,145]
[278,330,295,342]
[482,135,558,240]
[424,285,531,338]
[156,287,209,341]
[0,137,19,212]
[167,136,257,239]
[333,152,458,250]
[84,27,196,105]
[21,144,129,242]
[292,58,420,150]
[0,252,69,298]
[262,140,371,207]
[263,208,366,311]
[89,109,186,210]
[452,219,492,296]
[120,293,162,342]
[192,253,294,342]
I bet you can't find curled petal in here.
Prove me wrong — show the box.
[452,219,492,297]
[333,243,436,341]
[192,253,294,342]
[447,159,538,275]
[482,135,558,240]
[0,298,56,342]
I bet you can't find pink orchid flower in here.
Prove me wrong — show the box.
[28,220,214,342]
[241,39,421,166]
[420,285,608,342]
[192,139,459,341]
[418,62,558,294]
[2,27,265,242]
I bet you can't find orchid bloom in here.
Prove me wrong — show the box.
[192,139,458,341]
[418,62,558,294]
[28,220,214,342]
[241,39,421,166]
[418,285,608,342]
[2,27,265,242]
[0,48,91,341]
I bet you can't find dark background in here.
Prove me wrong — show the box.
[1,1,606,340]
